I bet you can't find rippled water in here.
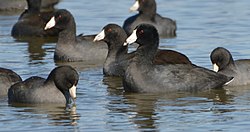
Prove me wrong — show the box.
[1,0,250,131]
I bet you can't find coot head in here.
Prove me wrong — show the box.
[44,9,75,32]
[94,24,128,48]
[124,24,159,49]
[45,65,79,103]
[130,0,156,15]
[210,47,234,72]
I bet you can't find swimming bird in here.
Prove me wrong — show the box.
[210,47,250,86]
[123,0,176,38]
[11,0,59,38]
[44,9,108,62]
[0,0,59,12]
[94,24,191,77]
[94,24,132,77]
[0,68,22,96]
[8,65,79,107]
[122,24,233,93]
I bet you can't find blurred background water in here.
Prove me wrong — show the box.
[1,0,250,131]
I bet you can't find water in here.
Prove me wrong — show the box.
[1,0,250,131]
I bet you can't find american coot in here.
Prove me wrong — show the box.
[0,68,22,96]
[94,24,191,77]
[8,65,79,107]
[0,0,59,12]
[44,9,108,62]
[11,0,59,38]
[123,0,176,38]
[123,24,233,93]
[210,47,250,86]
[94,24,132,77]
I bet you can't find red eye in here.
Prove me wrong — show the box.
[138,29,144,35]
[58,15,62,19]
[107,28,112,32]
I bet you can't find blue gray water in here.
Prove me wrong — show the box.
[1,0,250,131]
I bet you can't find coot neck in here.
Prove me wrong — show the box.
[44,69,67,100]
[106,40,128,58]
[58,19,77,45]
[27,0,41,13]
[116,46,128,57]
[139,11,156,21]
[45,69,56,84]
[136,40,159,64]
[139,3,157,21]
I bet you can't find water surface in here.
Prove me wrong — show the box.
[1,0,250,131]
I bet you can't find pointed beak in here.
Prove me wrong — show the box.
[93,30,105,42]
[69,85,77,102]
[123,29,137,46]
[44,16,56,30]
[213,63,219,72]
[129,1,139,12]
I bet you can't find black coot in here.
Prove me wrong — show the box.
[123,0,176,38]
[210,47,250,86]
[123,24,233,93]
[94,24,191,77]
[11,0,59,38]
[44,9,108,62]
[8,66,79,107]
[0,68,22,96]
